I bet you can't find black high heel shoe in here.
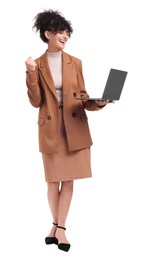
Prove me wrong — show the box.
[56,225,71,252]
[45,222,58,245]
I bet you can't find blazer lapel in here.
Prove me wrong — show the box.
[62,51,73,99]
[38,51,73,101]
[38,51,58,99]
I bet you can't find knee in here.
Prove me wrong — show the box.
[61,180,73,191]
[47,181,60,190]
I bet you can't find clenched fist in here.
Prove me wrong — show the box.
[25,57,37,72]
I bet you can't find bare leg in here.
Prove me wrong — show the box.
[47,182,60,237]
[56,180,74,243]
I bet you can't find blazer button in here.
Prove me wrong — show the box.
[73,92,77,97]
[47,115,51,120]
[72,112,77,118]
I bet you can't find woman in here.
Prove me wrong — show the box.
[25,9,110,252]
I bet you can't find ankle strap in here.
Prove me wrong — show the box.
[57,225,66,230]
[53,222,58,226]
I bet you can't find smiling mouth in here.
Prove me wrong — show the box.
[59,39,66,44]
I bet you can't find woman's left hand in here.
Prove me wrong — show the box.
[95,100,115,107]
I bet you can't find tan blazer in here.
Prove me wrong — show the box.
[26,50,103,154]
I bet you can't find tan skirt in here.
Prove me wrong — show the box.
[42,103,92,182]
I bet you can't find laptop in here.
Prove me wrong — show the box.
[75,68,128,101]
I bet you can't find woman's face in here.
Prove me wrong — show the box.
[45,30,69,52]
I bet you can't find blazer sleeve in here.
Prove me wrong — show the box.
[77,60,105,111]
[26,65,42,108]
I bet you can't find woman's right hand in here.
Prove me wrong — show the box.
[25,57,37,72]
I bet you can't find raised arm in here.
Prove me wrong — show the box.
[25,57,42,108]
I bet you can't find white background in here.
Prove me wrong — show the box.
[0,0,141,259]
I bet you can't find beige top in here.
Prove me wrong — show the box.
[47,51,62,101]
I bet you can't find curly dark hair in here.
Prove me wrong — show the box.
[32,9,73,43]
